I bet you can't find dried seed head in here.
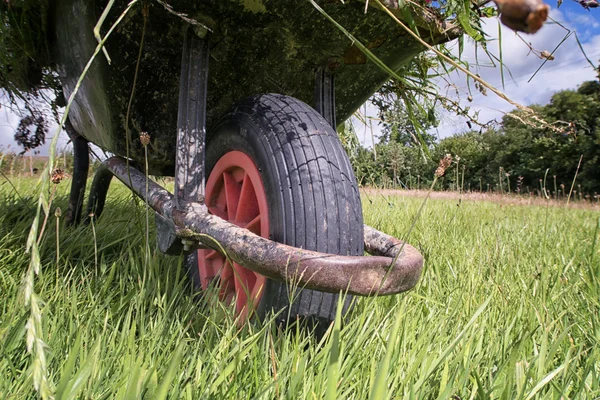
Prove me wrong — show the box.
[51,168,65,184]
[435,154,452,178]
[578,0,599,10]
[142,3,150,18]
[540,50,554,60]
[55,207,62,218]
[140,132,151,146]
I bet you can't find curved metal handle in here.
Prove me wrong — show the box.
[105,156,423,296]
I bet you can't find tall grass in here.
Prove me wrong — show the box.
[1,177,599,398]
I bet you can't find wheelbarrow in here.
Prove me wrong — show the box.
[52,0,453,325]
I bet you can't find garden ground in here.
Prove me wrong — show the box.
[1,177,599,398]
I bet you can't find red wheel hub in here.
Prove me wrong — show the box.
[197,151,268,322]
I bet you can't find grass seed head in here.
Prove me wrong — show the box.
[50,168,65,184]
[140,132,151,146]
[435,154,452,178]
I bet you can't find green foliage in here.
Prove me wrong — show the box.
[0,0,52,95]
[358,80,600,195]
[1,178,599,398]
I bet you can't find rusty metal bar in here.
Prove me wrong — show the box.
[104,156,423,296]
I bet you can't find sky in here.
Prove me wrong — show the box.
[1,2,599,154]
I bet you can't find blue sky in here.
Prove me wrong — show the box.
[1,2,599,154]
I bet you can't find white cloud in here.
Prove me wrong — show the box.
[565,10,600,30]
[432,8,600,138]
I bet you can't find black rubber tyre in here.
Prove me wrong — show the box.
[191,93,364,327]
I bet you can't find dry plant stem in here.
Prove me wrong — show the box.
[94,0,114,63]
[144,144,150,267]
[374,0,535,115]
[154,0,212,31]
[125,4,148,188]
[566,155,584,206]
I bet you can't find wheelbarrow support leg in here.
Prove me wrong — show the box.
[174,28,210,209]
[157,27,210,254]
[65,120,89,225]
[85,163,114,221]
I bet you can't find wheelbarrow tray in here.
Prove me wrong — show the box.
[53,0,450,175]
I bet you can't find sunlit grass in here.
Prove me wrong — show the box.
[1,177,598,398]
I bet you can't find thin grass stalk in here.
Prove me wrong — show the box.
[90,214,98,271]
[124,3,148,191]
[455,159,460,193]
[0,169,24,200]
[144,141,150,268]
[542,169,550,200]
[55,207,61,285]
[373,159,447,295]
[566,155,583,206]
[499,168,504,197]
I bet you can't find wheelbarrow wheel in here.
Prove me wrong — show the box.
[190,93,364,328]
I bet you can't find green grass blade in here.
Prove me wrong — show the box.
[154,342,185,400]
[369,301,406,400]
[525,365,565,400]
[325,295,344,400]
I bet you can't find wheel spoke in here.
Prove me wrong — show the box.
[223,171,241,220]
[235,173,259,224]
[198,250,225,289]
[243,215,261,235]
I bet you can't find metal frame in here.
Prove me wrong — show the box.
[65,120,90,225]
[103,156,422,296]
[174,28,209,210]
[80,27,424,296]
